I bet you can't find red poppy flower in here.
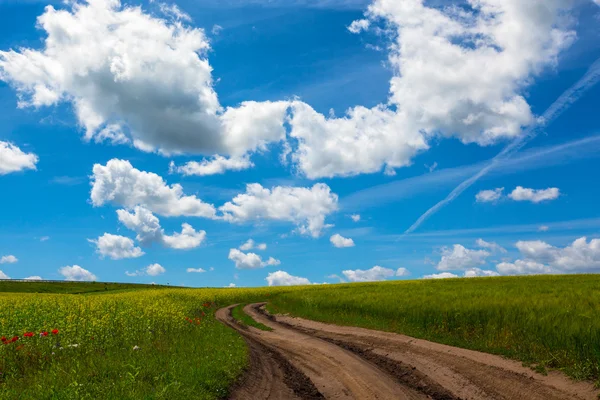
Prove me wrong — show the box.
[23,332,34,338]
[51,329,59,335]
[40,331,48,337]
[11,336,19,343]
[1,336,6,342]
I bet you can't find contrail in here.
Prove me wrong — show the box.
[405,58,600,234]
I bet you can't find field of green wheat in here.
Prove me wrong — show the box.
[1,275,599,399]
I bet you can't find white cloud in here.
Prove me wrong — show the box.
[90,233,144,260]
[396,267,410,277]
[350,214,361,222]
[59,265,97,282]
[266,270,311,286]
[342,265,400,282]
[239,239,267,251]
[330,234,355,248]
[348,18,370,33]
[127,263,166,277]
[24,276,42,281]
[423,272,459,279]
[496,237,600,275]
[437,245,490,271]
[476,239,506,253]
[117,206,207,250]
[0,271,9,280]
[186,268,206,273]
[0,141,38,175]
[287,0,576,178]
[220,183,338,237]
[211,24,223,35]
[227,283,236,288]
[0,255,18,264]
[228,248,280,270]
[538,225,550,232]
[171,156,253,176]
[91,159,217,218]
[476,188,504,203]
[0,1,289,159]
[464,268,500,278]
[508,186,560,203]
[40,236,50,242]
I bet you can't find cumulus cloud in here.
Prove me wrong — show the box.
[228,248,280,270]
[476,239,506,253]
[423,272,459,279]
[171,156,253,176]
[508,186,560,203]
[287,0,576,178]
[127,263,166,277]
[59,265,97,281]
[464,268,500,278]
[227,283,236,288]
[0,141,38,175]
[342,265,406,282]
[330,234,355,248]
[91,159,217,218]
[220,183,338,237]
[117,206,206,250]
[0,271,9,279]
[266,270,311,286]
[496,237,600,275]
[0,255,18,264]
[350,214,361,222]
[90,233,144,260]
[437,245,490,271]
[476,188,504,203]
[24,276,42,281]
[239,239,267,251]
[0,0,289,159]
[186,268,206,273]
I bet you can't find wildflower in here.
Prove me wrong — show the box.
[67,344,79,348]
[1,336,6,342]
[11,336,18,343]
[40,331,48,337]
[51,329,59,335]
[23,332,34,338]
[133,345,140,351]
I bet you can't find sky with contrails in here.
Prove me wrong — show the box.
[1,0,599,286]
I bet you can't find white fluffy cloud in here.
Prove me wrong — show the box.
[0,255,18,264]
[171,156,253,176]
[508,187,560,203]
[228,248,280,270]
[220,183,338,237]
[117,206,206,250]
[423,272,459,279]
[330,234,355,248]
[342,265,407,282]
[496,237,600,275]
[239,239,267,251]
[0,271,9,280]
[59,265,97,281]
[0,141,38,175]
[0,0,289,158]
[476,188,504,203]
[350,214,361,222]
[287,0,576,178]
[24,276,42,281]
[437,245,490,271]
[476,239,506,253]
[127,263,166,277]
[90,233,144,260]
[186,268,206,273]
[266,270,311,286]
[464,268,500,278]
[91,159,216,218]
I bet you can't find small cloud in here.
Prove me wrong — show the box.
[127,263,166,277]
[0,270,10,280]
[508,187,560,203]
[330,234,355,248]
[59,265,97,282]
[212,24,223,35]
[422,272,459,279]
[348,19,370,34]
[50,176,85,186]
[0,255,18,264]
[209,267,215,271]
[186,268,206,273]
[24,276,43,281]
[227,283,236,288]
[538,225,550,232]
[425,162,438,173]
[396,268,410,277]
[350,214,361,222]
[40,236,50,242]
[476,188,504,203]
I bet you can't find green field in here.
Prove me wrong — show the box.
[231,304,272,331]
[1,275,599,399]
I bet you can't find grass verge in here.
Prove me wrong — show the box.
[231,304,272,331]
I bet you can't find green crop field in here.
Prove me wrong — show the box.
[1,275,599,399]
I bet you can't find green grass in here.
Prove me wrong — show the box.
[231,304,272,331]
[267,275,600,385]
[0,280,168,294]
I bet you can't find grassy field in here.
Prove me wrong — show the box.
[231,304,272,331]
[1,275,600,398]
[0,280,168,294]
[267,275,600,385]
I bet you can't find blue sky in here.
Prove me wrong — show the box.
[0,0,599,287]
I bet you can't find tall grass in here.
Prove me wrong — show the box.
[267,275,600,384]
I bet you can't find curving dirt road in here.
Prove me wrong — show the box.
[216,303,599,400]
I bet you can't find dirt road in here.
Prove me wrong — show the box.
[216,303,599,400]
